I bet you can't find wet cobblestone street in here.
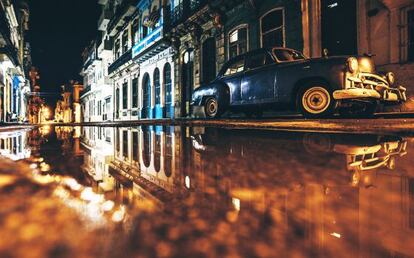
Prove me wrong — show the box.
[0,125,413,258]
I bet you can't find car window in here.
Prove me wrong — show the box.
[246,53,266,70]
[273,49,306,62]
[225,58,245,76]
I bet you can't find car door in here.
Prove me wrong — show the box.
[220,56,245,104]
[241,51,277,104]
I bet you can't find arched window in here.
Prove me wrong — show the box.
[261,8,285,48]
[154,133,161,172]
[142,73,151,118]
[142,127,151,168]
[164,132,173,178]
[154,68,161,106]
[163,63,172,118]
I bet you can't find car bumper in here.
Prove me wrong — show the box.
[334,86,407,102]
[334,73,407,102]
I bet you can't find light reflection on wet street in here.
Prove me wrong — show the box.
[0,125,413,258]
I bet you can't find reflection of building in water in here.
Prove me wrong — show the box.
[81,126,115,191]
[92,127,414,257]
[107,126,187,206]
[0,130,30,160]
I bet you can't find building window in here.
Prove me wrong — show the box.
[122,82,128,110]
[132,19,139,45]
[163,63,172,117]
[132,78,138,108]
[154,133,161,172]
[142,73,151,118]
[408,9,414,62]
[122,29,129,53]
[154,68,161,105]
[164,133,173,177]
[261,8,285,48]
[142,24,148,38]
[229,26,248,59]
[142,127,151,168]
[114,39,120,59]
[132,131,139,162]
[122,131,128,160]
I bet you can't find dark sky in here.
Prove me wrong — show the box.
[27,0,100,105]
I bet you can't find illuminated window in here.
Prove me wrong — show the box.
[229,26,248,59]
[261,8,285,48]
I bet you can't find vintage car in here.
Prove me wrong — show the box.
[191,48,407,118]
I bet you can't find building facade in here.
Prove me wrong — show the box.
[0,0,31,123]
[81,1,115,123]
[82,0,414,122]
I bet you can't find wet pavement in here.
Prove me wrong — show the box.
[0,125,414,258]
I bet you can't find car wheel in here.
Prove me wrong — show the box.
[298,84,336,118]
[204,97,222,119]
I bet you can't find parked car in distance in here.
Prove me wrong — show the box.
[191,48,407,118]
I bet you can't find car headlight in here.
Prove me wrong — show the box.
[347,57,359,73]
[386,72,395,86]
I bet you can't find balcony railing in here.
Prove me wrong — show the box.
[170,0,207,26]
[108,49,132,75]
[107,0,136,35]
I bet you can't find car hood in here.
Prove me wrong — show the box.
[305,55,375,73]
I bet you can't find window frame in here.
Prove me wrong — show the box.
[227,24,249,60]
[259,7,286,48]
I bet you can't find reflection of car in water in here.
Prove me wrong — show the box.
[191,128,407,185]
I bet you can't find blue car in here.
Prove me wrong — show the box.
[191,48,407,118]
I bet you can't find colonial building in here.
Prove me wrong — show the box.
[55,81,83,123]
[167,0,303,116]
[81,0,115,123]
[82,0,414,122]
[0,0,31,123]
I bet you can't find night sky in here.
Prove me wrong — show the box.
[27,0,100,105]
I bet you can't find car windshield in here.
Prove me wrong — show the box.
[273,48,306,62]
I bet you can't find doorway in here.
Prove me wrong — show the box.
[202,37,216,84]
[321,0,357,56]
[181,49,194,117]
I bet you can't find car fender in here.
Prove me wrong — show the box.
[196,82,230,107]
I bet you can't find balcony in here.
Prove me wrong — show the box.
[108,49,132,75]
[98,7,113,31]
[170,0,207,27]
[107,0,137,36]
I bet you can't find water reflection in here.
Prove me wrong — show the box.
[0,126,413,257]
